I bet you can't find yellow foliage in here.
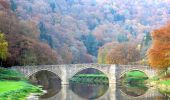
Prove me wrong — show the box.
[0,32,8,60]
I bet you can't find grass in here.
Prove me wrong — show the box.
[121,70,149,85]
[0,68,26,81]
[0,81,25,93]
[159,80,170,85]
[158,77,170,94]
[0,81,42,100]
[0,68,43,100]
[148,70,170,95]
[126,70,147,78]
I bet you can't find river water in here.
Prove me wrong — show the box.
[35,83,168,100]
[29,70,168,100]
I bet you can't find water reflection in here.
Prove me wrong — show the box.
[28,70,168,100]
[29,70,61,99]
[119,83,148,97]
[69,83,109,99]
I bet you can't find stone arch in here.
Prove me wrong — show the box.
[117,68,150,99]
[27,69,61,80]
[116,65,156,79]
[119,69,149,79]
[28,70,62,99]
[68,67,110,81]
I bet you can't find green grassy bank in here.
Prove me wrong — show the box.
[121,70,148,84]
[146,70,170,96]
[157,73,170,95]
[157,80,170,99]
[69,74,109,84]
[0,68,42,100]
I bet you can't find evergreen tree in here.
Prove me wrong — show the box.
[39,21,54,48]
[81,34,98,56]
[10,0,17,11]
[117,34,129,43]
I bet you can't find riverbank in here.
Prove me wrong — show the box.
[0,68,43,99]
[146,70,170,98]
[158,80,170,92]
[120,70,148,85]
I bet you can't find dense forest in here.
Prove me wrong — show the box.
[0,0,170,67]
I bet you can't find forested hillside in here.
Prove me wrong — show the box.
[0,0,170,66]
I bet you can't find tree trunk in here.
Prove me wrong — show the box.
[0,61,2,67]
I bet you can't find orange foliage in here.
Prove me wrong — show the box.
[147,23,170,69]
[98,41,119,64]
[106,42,140,64]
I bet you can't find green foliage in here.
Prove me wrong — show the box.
[0,68,26,81]
[10,0,17,11]
[0,68,42,99]
[39,22,54,48]
[122,70,148,84]
[20,50,37,66]
[159,80,170,85]
[143,32,152,46]
[126,70,147,78]
[158,80,170,94]
[69,74,109,84]
[98,49,107,64]
[0,33,8,63]
[117,34,129,43]
[0,81,42,99]
[81,34,98,56]
[114,14,125,22]
[49,0,56,12]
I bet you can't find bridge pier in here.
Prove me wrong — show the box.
[60,66,69,85]
[109,65,116,84]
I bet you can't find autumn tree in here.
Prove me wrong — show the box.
[106,42,140,64]
[0,32,8,66]
[58,44,73,64]
[0,9,59,67]
[98,41,119,64]
[147,23,170,71]
[0,0,10,9]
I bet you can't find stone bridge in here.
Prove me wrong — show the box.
[11,64,156,84]
[11,64,162,100]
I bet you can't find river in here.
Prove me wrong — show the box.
[29,70,168,100]
[33,83,168,100]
